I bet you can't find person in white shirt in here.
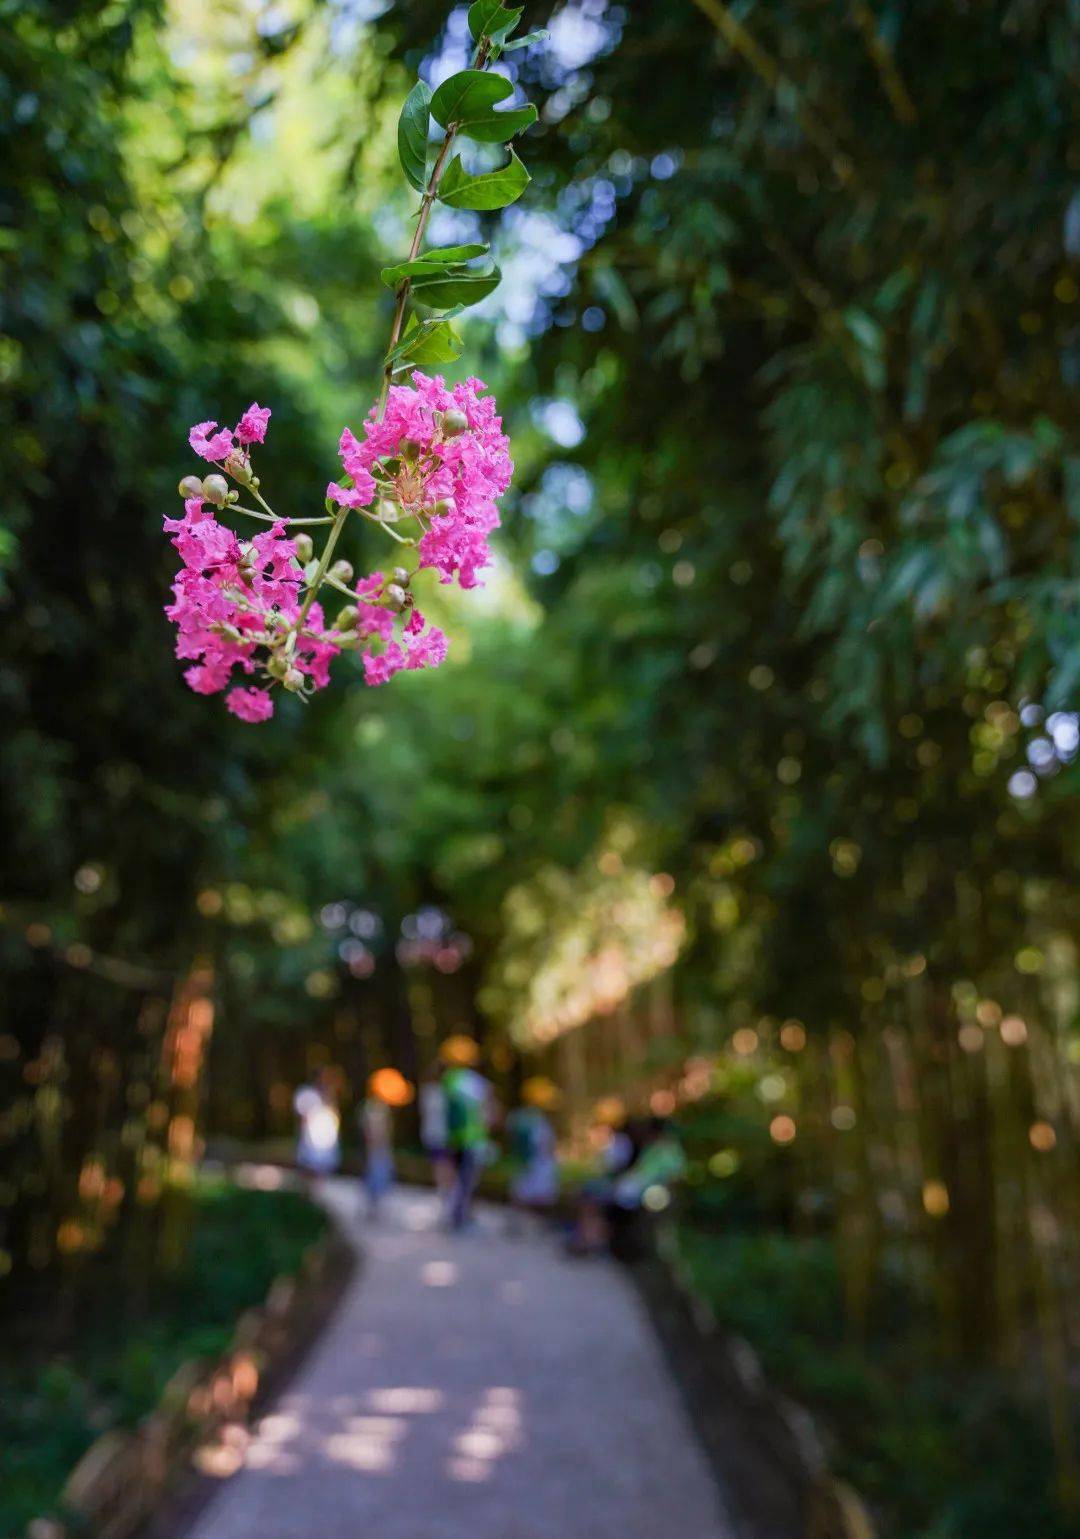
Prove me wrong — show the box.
[293,1070,341,1179]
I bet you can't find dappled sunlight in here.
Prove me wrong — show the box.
[324,1414,409,1475]
[367,1387,445,1415]
[445,1386,525,1485]
[421,1260,458,1288]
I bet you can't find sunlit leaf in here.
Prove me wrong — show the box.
[411,264,501,310]
[500,29,549,51]
[467,0,508,41]
[438,150,530,210]
[431,70,513,130]
[464,103,537,144]
[380,244,489,288]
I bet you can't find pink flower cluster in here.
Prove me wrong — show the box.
[329,372,513,590]
[353,574,449,686]
[164,495,338,724]
[165,375,511,723]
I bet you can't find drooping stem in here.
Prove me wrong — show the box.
[376,37,492,418]
[299,41,492,628]
[376,130,460,418]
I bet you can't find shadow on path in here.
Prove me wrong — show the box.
[182,1182,733,1539]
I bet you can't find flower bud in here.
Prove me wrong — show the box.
[224,450,253,485]
[266,653,290,680]
[335,605,359,631]
[178,475,204,499]
[201,474,229,507]
[376,498,399,523]
[329,559,354,584]
[392,567,411,586]
[385,583,407,611]
[282,667,306,693]
[399,437,423,460]
[442,408,468,437]
[293,533,314,564]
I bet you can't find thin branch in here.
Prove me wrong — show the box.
[690,0,856,188]
[849,2,917,126]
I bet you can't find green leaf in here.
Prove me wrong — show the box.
[487,6,524,46]
[438,150,530,211]
[464,103,537,144]
[388,316,463,371]
[380,244,489,288]
[411,264,501,310]
[500,28,548,51]
[397,79,432,193]
[467,0,509,40]
[431,70,512,130]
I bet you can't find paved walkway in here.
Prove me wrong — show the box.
[185,1182,733,1539]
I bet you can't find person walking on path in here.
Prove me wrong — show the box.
[293,1068,341,1182]
[359,1070,405,1219]
[440,1035,492,1232]
[506,1076,561,1230]
[419,1065,454,1212]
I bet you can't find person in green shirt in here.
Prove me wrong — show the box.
[439,1036,492,1231]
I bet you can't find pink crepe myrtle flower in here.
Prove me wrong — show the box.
[168,375,507,718]
[189,420,235,462]
[235,403,271,445]
[402,608,448,671]
[334,372,512,590]
[358,603,448,687]
[226,686,275,722]
[362,642,405,687]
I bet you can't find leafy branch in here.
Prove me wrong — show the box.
[377,0,545,410]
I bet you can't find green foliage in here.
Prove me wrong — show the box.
[388,314,465,370]
[431,70,536,141]
[410,263,502,311]
[379,244,490,286]
[467,0,523,47]
[2,3,1079,1528]
[396,78,432,192]
[437,147,530,210]
[677,1224,1078,1539]
[0,1181,326,1534]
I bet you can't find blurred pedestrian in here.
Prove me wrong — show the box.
[361,1067,414,1218]
[506,1077,561,1231]
[440,1036,492,1231]
[572,1114,646,1255]
[419,1066,454,1211]
[293,1068,341,1182]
